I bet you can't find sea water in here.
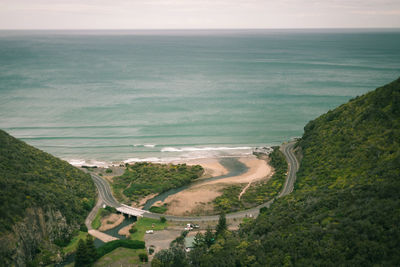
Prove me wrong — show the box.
[1,29,399,166]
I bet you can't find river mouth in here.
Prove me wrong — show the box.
[143,157,248,210]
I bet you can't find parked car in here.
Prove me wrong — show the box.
[146,230,154,234]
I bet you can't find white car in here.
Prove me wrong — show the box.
[145,230,154,234]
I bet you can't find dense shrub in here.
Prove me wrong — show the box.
[0,130,96,234]
[112,162,203,204]
[139,253,148,262]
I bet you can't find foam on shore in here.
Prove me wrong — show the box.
[66,145,272,168]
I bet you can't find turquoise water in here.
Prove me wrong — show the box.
[0,29,399,165]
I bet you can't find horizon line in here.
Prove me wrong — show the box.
[1,27,400,31]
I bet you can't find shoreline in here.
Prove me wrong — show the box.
[86,153,273,216]
[65,145,274,169]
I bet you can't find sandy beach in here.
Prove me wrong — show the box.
[162,156,273,216]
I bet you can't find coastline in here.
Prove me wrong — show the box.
[80,150,273,216]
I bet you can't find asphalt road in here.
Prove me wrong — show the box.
[89,172,121,208]
[86,141,299,222]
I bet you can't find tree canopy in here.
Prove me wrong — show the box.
[0,130,96,233]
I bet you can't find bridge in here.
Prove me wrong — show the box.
[116,204,147,217]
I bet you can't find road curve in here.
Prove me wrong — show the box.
[86,141,299,222]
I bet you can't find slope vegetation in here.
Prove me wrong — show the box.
[112,162,203,205]
[0,130,96,266]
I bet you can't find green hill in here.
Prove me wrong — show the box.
[0,130,96,266]
[156,78,400,266]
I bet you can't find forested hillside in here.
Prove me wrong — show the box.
[0,130,96,266]
[153,78,400,266]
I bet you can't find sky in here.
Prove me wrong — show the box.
[0,0,399,29]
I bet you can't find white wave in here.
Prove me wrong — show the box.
[67,159,110,168]
[68,159,86,166]
[144,144,156,148]
[123,157,162,163]
[161,146,252,152]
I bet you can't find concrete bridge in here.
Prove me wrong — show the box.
[116,204,147,217]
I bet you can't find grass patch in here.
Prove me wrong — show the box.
[130,217,168,241]
[91,209,103,229]
[149,205,167,214]
[63,231,88,255]
[94,247,147,267]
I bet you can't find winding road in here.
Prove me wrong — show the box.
[86,141,299,222]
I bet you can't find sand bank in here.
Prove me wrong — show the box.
[118,223,134,238]
[163,156,273,216]
[98,213,125,231]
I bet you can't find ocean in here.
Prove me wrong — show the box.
[1,29,399,166]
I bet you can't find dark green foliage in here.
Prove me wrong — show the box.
[149,205,168,214]
[213,147,287,213]
[75,239,90,267]
[0,130,96,234]
[193,232,205,248]
[104,206,117,213]
[85,235,97,264]
[96,240,145,259]
[160,216,167,223]
[215,213,227,237]
[149,247,155,255]
[182,78,400,266]
[129,225,137,234]
[112,162,203,203]
[139,252,148,262]
[105,168,112,173]
[204,226,214,248]
[80,224,88,232]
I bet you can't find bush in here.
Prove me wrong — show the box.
[160,216,167,223]
[106,168,112,173]
[149,205,168,214]
[80,224,88,232]
[104,206,117,213]
[148,247,155,255]
[129,226,137,234]
[139,252,148,262]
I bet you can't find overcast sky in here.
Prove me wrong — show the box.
[0,0,399,29]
